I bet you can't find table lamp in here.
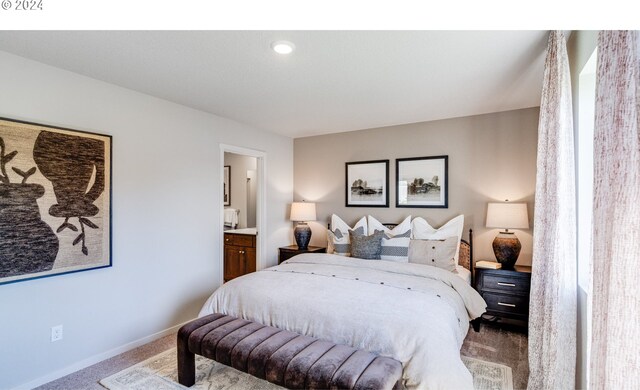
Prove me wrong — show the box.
[290,202,316,250]
[486,201,529,268]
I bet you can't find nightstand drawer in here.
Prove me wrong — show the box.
[280,250,299,262]
[483,292,529,316]
[482,274,530,294]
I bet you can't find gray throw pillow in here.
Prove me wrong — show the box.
[408,237,459,272]
[349,230,384,260]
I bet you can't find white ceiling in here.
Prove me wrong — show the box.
[0,31,548,138]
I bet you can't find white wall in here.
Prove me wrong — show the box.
[294,108,539,266]
[0,50,293,389]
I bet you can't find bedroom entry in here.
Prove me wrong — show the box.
[220,144,265,285]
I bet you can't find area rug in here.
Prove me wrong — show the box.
[462,355,514,390]
[99,348,281,390]
[100,348,513,390]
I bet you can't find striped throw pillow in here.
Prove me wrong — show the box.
[329,215,368,257]
[368,215,412,262]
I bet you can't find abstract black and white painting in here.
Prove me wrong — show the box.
[396,156,448,208]
[0,117,111,285]
[345,160,389,207]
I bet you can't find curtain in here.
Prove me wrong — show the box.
[590,30,640,390]
[527,30,577,390]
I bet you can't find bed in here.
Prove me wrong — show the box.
[199,227,486,389]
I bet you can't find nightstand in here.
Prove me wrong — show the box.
[278,245,326,264]
[474,264,531,332]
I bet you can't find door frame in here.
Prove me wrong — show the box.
[219,144,266,287]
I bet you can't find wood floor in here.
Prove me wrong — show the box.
[37,323,528,390]
[461,323,529,389]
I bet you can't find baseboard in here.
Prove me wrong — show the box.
[12,318,195,390]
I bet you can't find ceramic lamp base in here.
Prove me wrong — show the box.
[492,231,521,269]
[294,222,312,250]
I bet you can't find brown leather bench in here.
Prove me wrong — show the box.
[177,313,403,389]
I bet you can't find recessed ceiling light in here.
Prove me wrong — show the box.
[271,41,295,55]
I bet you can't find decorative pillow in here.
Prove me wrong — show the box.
[326,230,336,254]
[368,215,412,262]
[329,214,367,257]
[411,215,464,264]
[408,237,459,272]
[350,230,384,260]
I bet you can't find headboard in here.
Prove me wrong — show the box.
[459,230,474,285]
[327,222,475,285]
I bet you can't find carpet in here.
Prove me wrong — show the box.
[462,356,514,390]
[100,348,513,390]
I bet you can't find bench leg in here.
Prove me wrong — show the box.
[471,318,481,333]
[176,314,225,387]
[177,331,195,386]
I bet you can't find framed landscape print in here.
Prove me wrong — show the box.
[223,165,231,206]
[0,117,112,285]
[396,155,448,208]
[345,160,389,207]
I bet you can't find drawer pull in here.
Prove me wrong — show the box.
[498,302,516,307]
[497,282,516,287]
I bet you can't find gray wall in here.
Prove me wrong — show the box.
[294,107,539,266]
[224,152,258,229]
[568,30,598,390]
[0,50,293,389]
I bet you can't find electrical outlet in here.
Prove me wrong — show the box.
[51,325,63,342]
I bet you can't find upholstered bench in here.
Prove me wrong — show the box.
[177,313,403,389]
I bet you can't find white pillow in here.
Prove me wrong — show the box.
[411,215,464,264]
[408,237,459,272]
[329,214,367,257]
[326,230,335,254]
[368,215,412,262]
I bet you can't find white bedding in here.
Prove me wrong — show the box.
[199,253,486,390]
[456,265,472,284]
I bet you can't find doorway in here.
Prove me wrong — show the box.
[219,144,265,286]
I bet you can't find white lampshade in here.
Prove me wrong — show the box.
[290,202,317,222]
[486,202,529,229]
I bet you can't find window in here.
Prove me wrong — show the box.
[577,48,596,292]
[576,46,597,388]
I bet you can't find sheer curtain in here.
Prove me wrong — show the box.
[590,30,640,389]
[527,30,577,390]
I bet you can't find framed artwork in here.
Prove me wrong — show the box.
[396,155,448,208]
[0,117,112,285]
[345,160,389,207]
[223,165,231,206]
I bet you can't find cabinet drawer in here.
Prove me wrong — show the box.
[224,234,255,248]
[233,234,255,248]
[482,274,530,294]
[483,292,529,316]
[223,234,236,246]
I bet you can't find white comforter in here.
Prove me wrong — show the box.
[199,253,487,390]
